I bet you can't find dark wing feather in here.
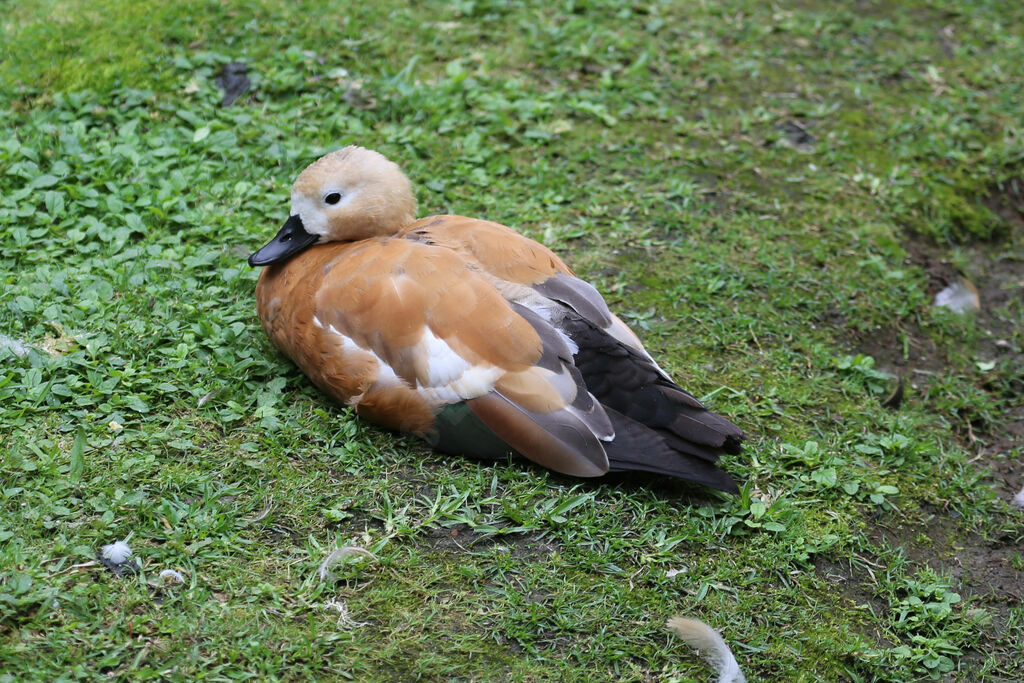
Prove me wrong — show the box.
[556,313,745,488]
[561,314,745,454]
[602,408,740,493]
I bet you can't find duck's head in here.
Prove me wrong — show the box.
[248,146,417,266]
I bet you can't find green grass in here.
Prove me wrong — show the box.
[2,0,1023,679]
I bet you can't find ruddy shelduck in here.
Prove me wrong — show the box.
[249,146,745,492]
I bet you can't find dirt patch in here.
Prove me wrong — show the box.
[838,177,1024,504]
[813,510,1023,667]
[873,511,1022,600]
[907,239,1022,365]
[987,421,1024,503]
[983,176,1024,232]
[851,312,948,379]
[424,523,561,560]
[899,216,1024,495]
[813,556,895,648]
[865,509,1024,643]
[856,233,1022,384]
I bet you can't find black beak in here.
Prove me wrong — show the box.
[248,215,320,266]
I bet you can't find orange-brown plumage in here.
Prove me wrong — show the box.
[400,215,574,285]
[256,235,548,436]
[250,146,746,491]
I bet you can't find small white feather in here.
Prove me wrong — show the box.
[0,333,33,358]
[100,541,133,565]
[667,617,746,683]
[416,329,472,387]
[934,278,980,315]
[416,365,504,405]
[326,326,404,388]
[323,598,368,628]
[1012,485,1024,509]
[318,546,377,580]
[159,569,186,584]
[327,325,362,352]
[556,329,579,355]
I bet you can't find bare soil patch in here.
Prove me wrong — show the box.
[824,181,1024,653]
[899,190,1024,499]
[849,178,1024,502]
[868,509,1023,643]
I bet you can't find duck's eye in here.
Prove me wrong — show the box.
[324,192,342,205]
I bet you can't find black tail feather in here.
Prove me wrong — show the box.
[560,313,746,486]
[603,409,739,493]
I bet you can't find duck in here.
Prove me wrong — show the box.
[248,146,746,492]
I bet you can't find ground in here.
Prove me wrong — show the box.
[0,0,1022,680]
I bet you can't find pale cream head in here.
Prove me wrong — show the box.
[289,146,418,242]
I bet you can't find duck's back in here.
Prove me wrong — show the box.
[398,215,575,285]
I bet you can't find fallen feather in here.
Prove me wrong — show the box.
[323,598,368,627]
[934,277,980,314]
[1012,486,1024,510]
[317,546,378,580]
[667,616,746,683]
[98,540,139,577]
[0,333,33,358]
[101,541,133,564]
[159,569,186,584]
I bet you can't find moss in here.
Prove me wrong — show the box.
[902,170,1005,243]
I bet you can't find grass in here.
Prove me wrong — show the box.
[1,0,1023,679]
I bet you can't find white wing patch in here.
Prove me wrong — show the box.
[413,328,503,405]
[323,324,501,407]
[327,324,365,354]
[325,324,404,406]
[414,328,472,386]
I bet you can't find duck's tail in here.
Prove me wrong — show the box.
[560,314,745,491]
[666,617,746,683]
[603,408,739,492]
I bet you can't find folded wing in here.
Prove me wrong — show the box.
[404,216,746,492]
[307,238,614,477]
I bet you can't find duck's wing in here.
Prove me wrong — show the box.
[298,238,614,478]
[403,216,745,492]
